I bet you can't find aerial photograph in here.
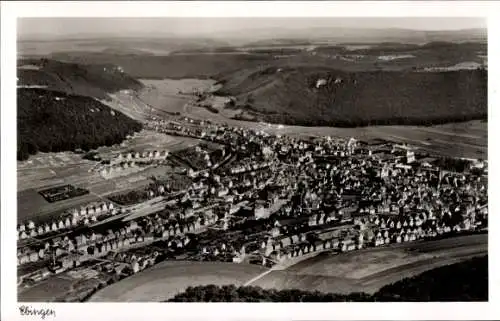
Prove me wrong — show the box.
[16,17,488,302]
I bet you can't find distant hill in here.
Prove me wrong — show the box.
[316,41,486,57]
[243,38,314,47]
[17,88,142,160]
[233,27,486,46]
[48,52,271,79]
[100,47,156,56]
[215,66,487,127]
[17,58,144,99]
[18,37,232,57]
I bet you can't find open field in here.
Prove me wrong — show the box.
[252,234,487,294]
[87,234,486,301]
[89,261,267,302]
[17,131,199,222]
[17,189,101,223]
[286,234,487,278]
[96,130,199,159]
[136,78,218,115]
[18,266,108,302]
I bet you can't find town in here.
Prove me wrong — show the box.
[16,115,488,301]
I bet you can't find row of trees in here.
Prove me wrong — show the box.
[108,189,152,206]
[17,88,143,161]
[433,156,474,173]
[168,256,487,302]
[233,113,487,128]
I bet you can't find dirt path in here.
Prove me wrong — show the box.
[244,268,274,286]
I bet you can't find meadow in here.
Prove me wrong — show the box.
[17,130,200,222]
[89,261,267,302]
[253,233,487,294]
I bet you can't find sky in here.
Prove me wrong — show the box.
[18,17,487,39]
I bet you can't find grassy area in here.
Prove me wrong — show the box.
[166,255,487,302]
[252,233,487,294]
[88,261,267,302]
[87,235,487,302]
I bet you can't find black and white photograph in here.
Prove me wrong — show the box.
[1,1,498,320]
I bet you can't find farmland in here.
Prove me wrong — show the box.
[88,261,267,302]
[138,79,218,114]
[17,130,200,222]
[18,189,101,224]
[86,234,486,301]
[18,265,110,302]
[167,255,487,301]
[44,40,486,79]
[252,233,487,294]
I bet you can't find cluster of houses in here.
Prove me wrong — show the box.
[134,208,215,240]
[176,144,227,172]
[17,202,120,241]
[267,236,359,264]
[18,218,138,267]
[116,150,169,162]
[18,205,216,276]
[96,150,170,178]
[147,117,487,267]
[102,248,162,275]
[230,160,274,175]
[200,242,247,263]
[17,115,488,292]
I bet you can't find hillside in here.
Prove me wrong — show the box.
[316,41,486,61]
[37,42,487,128]
[215,67,487,127]
[167,256,487,302]
[375,255,488,301]
[48,52,270,79]
[45,41,486,78]
[17,88,143,160]
[235,27,486,46]
[17,58,144,99]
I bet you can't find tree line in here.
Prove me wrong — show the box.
[17,88,142,161]
[167,256,487,302]
[233,113,487,128]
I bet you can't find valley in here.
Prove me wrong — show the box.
[14,24,488,303]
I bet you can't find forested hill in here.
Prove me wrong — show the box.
[17,88,143,161]
[17,58,144,100]
[216,67,487,127]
